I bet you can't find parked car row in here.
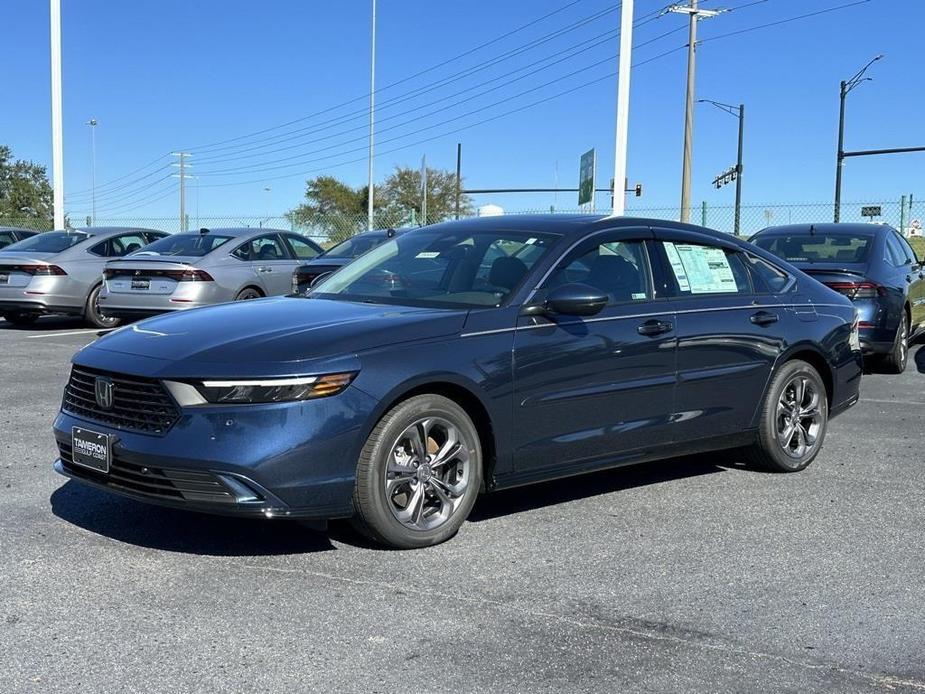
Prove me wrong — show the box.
[49,214,866,549]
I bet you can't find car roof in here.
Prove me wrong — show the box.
[42,226,163,237]
[180,227,291,238]
[753,223,886,237]
[421,213,736,241]
[0,226,37,233]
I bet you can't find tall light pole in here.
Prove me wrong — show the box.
[85,118,98,225]
[50,0,65,229]
[699,100,744,235]
[670,1,723,222]
[834,54,884,222]
[367,0,377,231]
[610,0,634,217]
[171,152,191,232]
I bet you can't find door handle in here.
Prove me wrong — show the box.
[256,266,272,273]
[750,311,779,326]
[637,319,673,336]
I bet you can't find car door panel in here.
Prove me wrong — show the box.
[652,228,790,439]
[512,229,678,474]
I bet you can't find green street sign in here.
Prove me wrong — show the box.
[578,148,596,207]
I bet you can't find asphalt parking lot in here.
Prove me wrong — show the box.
[2,316,924,693]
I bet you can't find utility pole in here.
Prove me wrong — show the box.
[50,0,65,229]
[171,152,191,232]
[85,119,98,225]
[834,54,884,222]
[699,99,744,235]
[420,154,428,226]
[670,1,723,223]
[610,0,634,217]
[367,0,377,231]
[454,143,462,220]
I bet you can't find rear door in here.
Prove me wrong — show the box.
[653,228,791,440]
[891,230,925,332]
[232,234,294,295]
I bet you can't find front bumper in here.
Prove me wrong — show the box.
[52,386,378,519]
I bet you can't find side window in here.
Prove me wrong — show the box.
[893,231,918,264]
[884,233,908,267]
[661,242,751,295]
[233,235,288,261]
[145,232,168,244]
[110,233,149,257]
[285,234,320,260]
[544,239,651,304]
[745,254,790,293]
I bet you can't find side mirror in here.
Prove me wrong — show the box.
[543,283,608,316]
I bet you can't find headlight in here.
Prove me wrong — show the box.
[164,373,355,406]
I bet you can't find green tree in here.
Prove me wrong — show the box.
[0,145,53,227]
[381,165,471,224]
[287,175,378,243]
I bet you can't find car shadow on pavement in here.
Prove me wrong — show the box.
[0,316,87,332]
[470,454,727,522]
[50,480,336,556]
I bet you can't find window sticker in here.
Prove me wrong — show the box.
[663,243,737,294]
[415,251,440,259]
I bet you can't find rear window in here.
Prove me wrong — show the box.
[0,232,15,249]
[135,233,234,257]
[753,233,872,264]
[2,231,88,254]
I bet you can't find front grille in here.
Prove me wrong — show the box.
[58,441,237,504]
[63,365,180,434]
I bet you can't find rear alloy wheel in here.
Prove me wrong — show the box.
[882,313,909,374]
[84,284,121,329]
[352,394,482,549]
[234,287,263,301]
[2,311,39,327]
[742,359,828,473]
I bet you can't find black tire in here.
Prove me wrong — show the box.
[741,359,828,473]
[352,394,483,549]
[881,312,909,374]
[2,311,39,326]
[234,287,264,301]
[84,284,121,329]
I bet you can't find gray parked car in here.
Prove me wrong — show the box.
[99,227,323,321]
[0,227,38,250]
[0,227,167,327]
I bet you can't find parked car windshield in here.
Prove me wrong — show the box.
[132,233,234,257]
[2,231,88,254]
[322,234,390,259]
[312,228,558,308]
[752,232,872,264]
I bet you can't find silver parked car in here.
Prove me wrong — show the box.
[0,227,167,327]
[99,227,323,321]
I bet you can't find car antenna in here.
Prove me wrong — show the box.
[199,227,210,235]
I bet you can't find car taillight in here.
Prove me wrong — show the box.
[823,281,883,299]
[164,269,213,282]
[7,264,67,276]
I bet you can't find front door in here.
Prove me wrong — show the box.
[512,228,678,477]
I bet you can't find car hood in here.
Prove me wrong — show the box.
[76,297,468,378]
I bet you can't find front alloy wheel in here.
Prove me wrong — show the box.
[353,394,482,549]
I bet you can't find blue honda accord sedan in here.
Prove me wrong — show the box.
[53,215,862,548]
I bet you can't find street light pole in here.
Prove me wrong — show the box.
[610,0,633,217]
[50,0,65,229]
[366,0,377,231]
[833,54,884,222]
[85,119,98,225]
[699,99,744,234]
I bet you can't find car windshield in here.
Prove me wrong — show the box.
[2,231,88,254]
[323,234,389,259]
[133,233,234,257]
[312,228,558,308]
[753,233,873,264]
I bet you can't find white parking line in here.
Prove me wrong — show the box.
[24,328,116,339]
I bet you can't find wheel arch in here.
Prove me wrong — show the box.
[236,284,265,299]
[750,343,835,428]
[359,375,498,490]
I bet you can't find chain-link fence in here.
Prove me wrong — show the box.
[3,198,923,246]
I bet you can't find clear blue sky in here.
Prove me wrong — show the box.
[1,0,921,221]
